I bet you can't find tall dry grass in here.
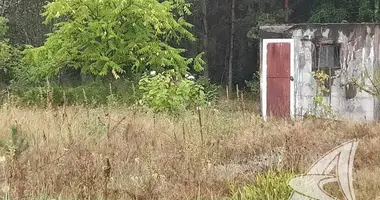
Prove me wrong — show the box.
[0,100,378,199]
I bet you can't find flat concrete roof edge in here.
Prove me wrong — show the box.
[260,23,380,29]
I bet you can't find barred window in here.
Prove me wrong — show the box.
[313,43,341,71]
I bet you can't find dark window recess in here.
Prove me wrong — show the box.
[318,44,341,69]
[313,43,341,71]
[312,43,341,96]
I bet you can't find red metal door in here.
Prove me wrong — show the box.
[266,43,291,118]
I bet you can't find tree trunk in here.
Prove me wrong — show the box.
[228,0,235,97]
[284,0,289,22]
[375,0,380,22]
[200,0,209,77]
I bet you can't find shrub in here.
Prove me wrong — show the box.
[195,76,221,104]
[0,125,29,161]
[138,70,206,115]
[245,71,260,100]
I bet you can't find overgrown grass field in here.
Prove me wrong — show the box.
[0,100,379,199]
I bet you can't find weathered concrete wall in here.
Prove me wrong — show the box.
[373,26,380,120]
[260,24,380,121]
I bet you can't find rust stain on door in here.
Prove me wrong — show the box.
[267,43,291,118]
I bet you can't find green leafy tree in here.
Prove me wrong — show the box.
[309,0,379,23]
[23,0,204,81]
[0,17,23,89]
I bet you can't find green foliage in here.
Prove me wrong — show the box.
[227,169,295,200]
[23,0,204,81]
[138,70,206,115]
[9,79,140,107]
[350,66,380,98]
[312,70,333,118]
[195,76,220,104]
[0,17,23,87]
[0,125,29,161]
[308,2,349,23]
[309,0,379,23]
[247,10,288,40]
[0,17,8,37]
[245,71,260,100]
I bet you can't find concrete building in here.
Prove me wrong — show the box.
[259,23,380,121]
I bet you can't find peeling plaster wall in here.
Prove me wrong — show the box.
[260,24,380,121]
[373,26,380,120]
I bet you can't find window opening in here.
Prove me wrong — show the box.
[313,43,341,96]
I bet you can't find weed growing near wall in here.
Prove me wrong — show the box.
[311,70,334,118]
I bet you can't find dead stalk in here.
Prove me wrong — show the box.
[182,121,186,144]
[103,157,111,200]
[236,84,239,99]
[110,116,127,134]
[226,85,229,100]
[107,113,111,139]
[197,107,204,146]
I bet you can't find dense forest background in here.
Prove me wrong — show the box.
[1,0,380,106]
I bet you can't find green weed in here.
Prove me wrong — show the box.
[227,169,295,200]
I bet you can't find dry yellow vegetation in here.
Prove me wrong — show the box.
[0,101,378,199]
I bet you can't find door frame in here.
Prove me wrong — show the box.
[261,39,295,121]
